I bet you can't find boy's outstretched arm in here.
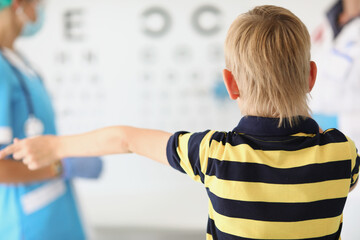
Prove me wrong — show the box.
[0,126,172,170]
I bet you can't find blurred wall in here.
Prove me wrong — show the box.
[17,0,360,238]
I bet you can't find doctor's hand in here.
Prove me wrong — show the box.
[0,136,61,170]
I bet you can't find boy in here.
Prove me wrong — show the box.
[0,5,359,240]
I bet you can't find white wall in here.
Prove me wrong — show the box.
[18,0,360,238]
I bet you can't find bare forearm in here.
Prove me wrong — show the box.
[0,160,57,184]
[57,126,130,158]
[57,126,171,165]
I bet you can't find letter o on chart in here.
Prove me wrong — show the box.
[141,7,172,38]
[191,5,222,36]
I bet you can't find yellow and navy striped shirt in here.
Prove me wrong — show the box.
[166,116,359,240]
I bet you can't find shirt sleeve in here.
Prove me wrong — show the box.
[350,150,359,188]
[166,130,215,184]
[0,59,13,147]
[348,138,360,189]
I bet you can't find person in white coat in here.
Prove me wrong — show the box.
[311,3,360,237]
[311,0,360,147]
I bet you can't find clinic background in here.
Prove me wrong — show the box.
[15,0,360,239]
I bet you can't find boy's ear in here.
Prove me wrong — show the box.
[223,69,240,100]
[309,61,317,92]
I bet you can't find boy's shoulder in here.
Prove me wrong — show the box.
[170,117,355,153]
[202,126,354,152]
[321,128,352,144]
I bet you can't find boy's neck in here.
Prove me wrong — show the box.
[243,111,311,119]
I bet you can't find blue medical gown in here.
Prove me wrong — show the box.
[0,53,85,240]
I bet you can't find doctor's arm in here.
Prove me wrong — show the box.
[0,126,172,170]
[0,159,59,184]
[0,67,60,182]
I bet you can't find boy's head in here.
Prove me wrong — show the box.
[223,5,316,126]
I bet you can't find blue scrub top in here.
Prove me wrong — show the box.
[0,52,85,240]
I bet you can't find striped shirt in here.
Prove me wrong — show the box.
[166,116,360,240]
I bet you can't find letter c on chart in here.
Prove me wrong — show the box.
[141,7,172,38]
[191,5,222,36]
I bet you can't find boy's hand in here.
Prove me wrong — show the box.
[0,136,60,170]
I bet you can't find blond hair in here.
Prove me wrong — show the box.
[225,5,311,126]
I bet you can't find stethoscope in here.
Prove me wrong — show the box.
[4,53,45,137]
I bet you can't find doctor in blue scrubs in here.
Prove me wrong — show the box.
[0,0,103,239]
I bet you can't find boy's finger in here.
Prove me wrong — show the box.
[23,156,32,165]
[13,151,26,161]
